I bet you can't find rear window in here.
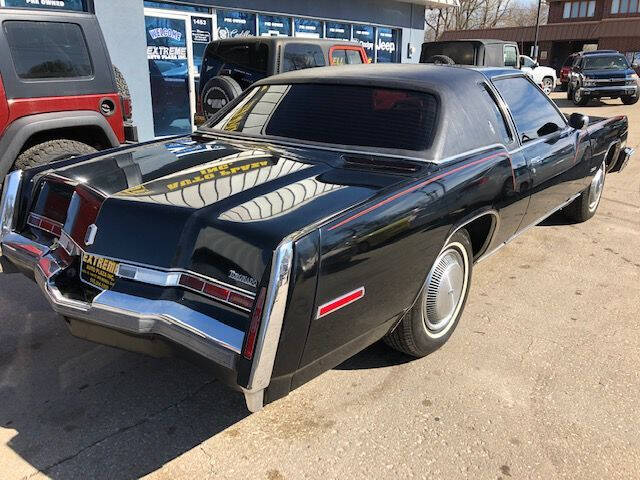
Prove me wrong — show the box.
[4,21,93,79]
[283,43,326,72]
[202,42,269,75]
[421,42,475,65]
[209,84,438,151]
[583,55,629,70]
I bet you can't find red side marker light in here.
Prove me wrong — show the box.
[316,287,365,319]
[243,287,266,360]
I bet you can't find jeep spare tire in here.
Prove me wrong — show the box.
[14,140,97,170]
[425,55,455,65]
[113,65,130,98]
[201,76,243,119]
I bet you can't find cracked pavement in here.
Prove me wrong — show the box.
[1,94,639,479]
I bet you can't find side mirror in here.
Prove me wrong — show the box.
[568,112,589,130]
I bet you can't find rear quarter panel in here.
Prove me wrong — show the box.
[297,149,524,374]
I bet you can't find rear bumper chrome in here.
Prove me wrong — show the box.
[0,170,295,412]
[34,253,243,369]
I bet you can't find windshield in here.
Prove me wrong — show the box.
[206,84,438,152]
[584,55,629,70]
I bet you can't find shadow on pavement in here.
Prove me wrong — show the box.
[0,270,417,478]
[0,274,247,480]
[538,210,575,227]
[552,96,607,109]
[335,340,413,370]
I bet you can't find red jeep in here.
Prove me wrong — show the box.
[0,8,136,186]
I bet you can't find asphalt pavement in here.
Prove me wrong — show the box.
[1,93,639,479]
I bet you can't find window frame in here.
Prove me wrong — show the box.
[329,45,367,65]
[491,74,568,147]
[4,19,95,82]
[479,82,517,148]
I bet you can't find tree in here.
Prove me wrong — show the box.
[425,0,549,41]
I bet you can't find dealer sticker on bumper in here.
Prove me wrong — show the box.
[81,254,119,290]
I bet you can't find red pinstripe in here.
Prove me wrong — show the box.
[328,152,511,232]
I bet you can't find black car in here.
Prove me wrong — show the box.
[0,65,633,412]
[567,50,639,106]
[420,39,520,68]
[197,37,368,120]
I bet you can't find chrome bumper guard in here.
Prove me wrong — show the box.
[617,147,635,172]
[0,170,294,412]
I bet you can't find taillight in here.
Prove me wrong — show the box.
[120,95,132,121]
[178,273,255,312]
[243,287,266,360]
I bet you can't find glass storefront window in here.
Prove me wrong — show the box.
[352,25,375,62]
[4,0,86,10]
[258,14,291,37]
[191,16,212,72]
[376,27,399,63]
[145,15,191,137]
[294,18,323,38]
[326,22,351,40]
[217,9,256,39]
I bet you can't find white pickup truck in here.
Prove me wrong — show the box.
[520,55,557,95]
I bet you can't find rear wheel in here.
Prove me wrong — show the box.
[564,159,606,223]
[201,76,243,119]
[622,95,639,105]
[14,139,97,170]
[384,229,473,357]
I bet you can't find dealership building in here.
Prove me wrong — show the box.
[440,0,640,71]
[0,0,458,141]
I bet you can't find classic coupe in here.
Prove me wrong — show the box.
[0,65,633,412]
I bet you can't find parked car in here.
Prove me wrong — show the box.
[0,8,136,189]
[559,50,619,91]
[520,54,557,94]
[0,65,633,412]
[567,50,639,106]
[197,37,369,120]
[420,39,520,68]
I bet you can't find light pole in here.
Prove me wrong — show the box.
[533,0,542,61]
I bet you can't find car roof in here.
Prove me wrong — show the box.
[257,63,522,90]
[579,50,620,56]
[425,39,517,46]
[252,64,527,161]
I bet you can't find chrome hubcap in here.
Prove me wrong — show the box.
[543,79,553,94]
[423,244,469,337]
[588,161,605,212]
[574,89,581,102]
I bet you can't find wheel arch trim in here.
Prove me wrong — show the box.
[445,209,500,263]
[0,111,120,180]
